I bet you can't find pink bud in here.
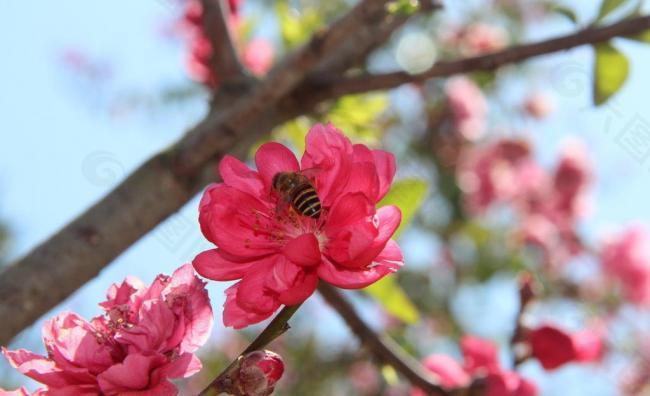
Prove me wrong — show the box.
[237,350,285,396]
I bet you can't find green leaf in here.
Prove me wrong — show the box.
[386,0,419,15]
[276,0,322,49]
[380,365,399,385]
[596,0,629,21]
[325,94,389,145]
[365,276,420,324]
[593,42,629,105]
[378,178,428,238]
[623,29,650,43]
[550,4,578,24]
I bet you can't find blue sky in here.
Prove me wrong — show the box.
[0,1,649,394]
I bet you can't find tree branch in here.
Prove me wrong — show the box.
[317,283,455,395]
[201,0,247,83]
[198,304,302,396]
[318,14,650,97]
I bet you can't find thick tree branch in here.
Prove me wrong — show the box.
[318,14,650,97]
[318,283,463,396]
[199,304,302,396]
[201,0,247,82]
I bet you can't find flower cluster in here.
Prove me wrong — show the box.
[413,336,537,396]
[526,324,604,370]
[601,225,650,307]
[193,123,403,328]
[457,138,591,267]
[2,264,213,395]
[181,0,273,87]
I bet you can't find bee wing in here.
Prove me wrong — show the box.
[297,167,322,180]
[275,194,292,216]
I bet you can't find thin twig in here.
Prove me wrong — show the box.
[198,304,302,396]
[317,283,454,395]
[201,0,248,83]
[317,14,650,97]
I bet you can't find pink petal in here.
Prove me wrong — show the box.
[199,184,279,257]
[461,336,500,374]
[115,300,175,353]
[161,353,202,379]
[301,123,354,206]
[317,257,395,289]
[267,256,319,305]
[223,284,276,329]
[346,205,402,268]
[2,348,85,388]
[254,142,299,192]
[282,233,321,267]
[338,161,379,203]
[371,149,396,201]
[235,258,281,314]
[373,240,404,271]
[326,193,374,230]
[193,248,255,281]
[421,354,471,388]
[219,155,265,197]
[165,264,214,354]
[97,353,167,394]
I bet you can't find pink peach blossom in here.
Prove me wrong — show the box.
[459,23,509,56]
[523,91,554,119]
[445,76,488,141]
[601,225,650,306]
[415,336,537,396]
[242,39,274,76]
[527,324,604,370]
[193,123,402,328]
[2,264,212,395]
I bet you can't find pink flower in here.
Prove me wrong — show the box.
[523,91,554,119]
[457,138,536,213]
[242,39,274,76]
[193,123,402,328]
[527,324,604,370]
[601,225,650,306]
[445,76,488,141]
[461,23,508,55]
[550,141,591,220]
[415,336,537,396]
[236,350,285,396]
[2,264,213,395]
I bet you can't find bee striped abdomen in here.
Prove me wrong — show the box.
[292,184,321,219]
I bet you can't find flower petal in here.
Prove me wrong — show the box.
[267,256,319,305]
[282,233,321,267]
[2,348,92,388]
[219,155,265,197]
[97,353,167,394]
[199,184,279,257]
[192,248,255,281]
[301,123,354,206]
[255,142,299,192]
[317,257,395,289]
[371,149,396,201]
[223,284,276,329]
[161,353,202,379]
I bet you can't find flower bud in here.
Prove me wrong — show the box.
[237,350,285,396]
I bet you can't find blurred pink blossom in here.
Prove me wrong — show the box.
[414,336,537,396]
[523,91,554,119]
[445,76,488,141]
[601,225,650,306]
[236,350,285,396]
[527,324,604,370]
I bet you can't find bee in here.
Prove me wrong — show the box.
[272,170,321,219]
